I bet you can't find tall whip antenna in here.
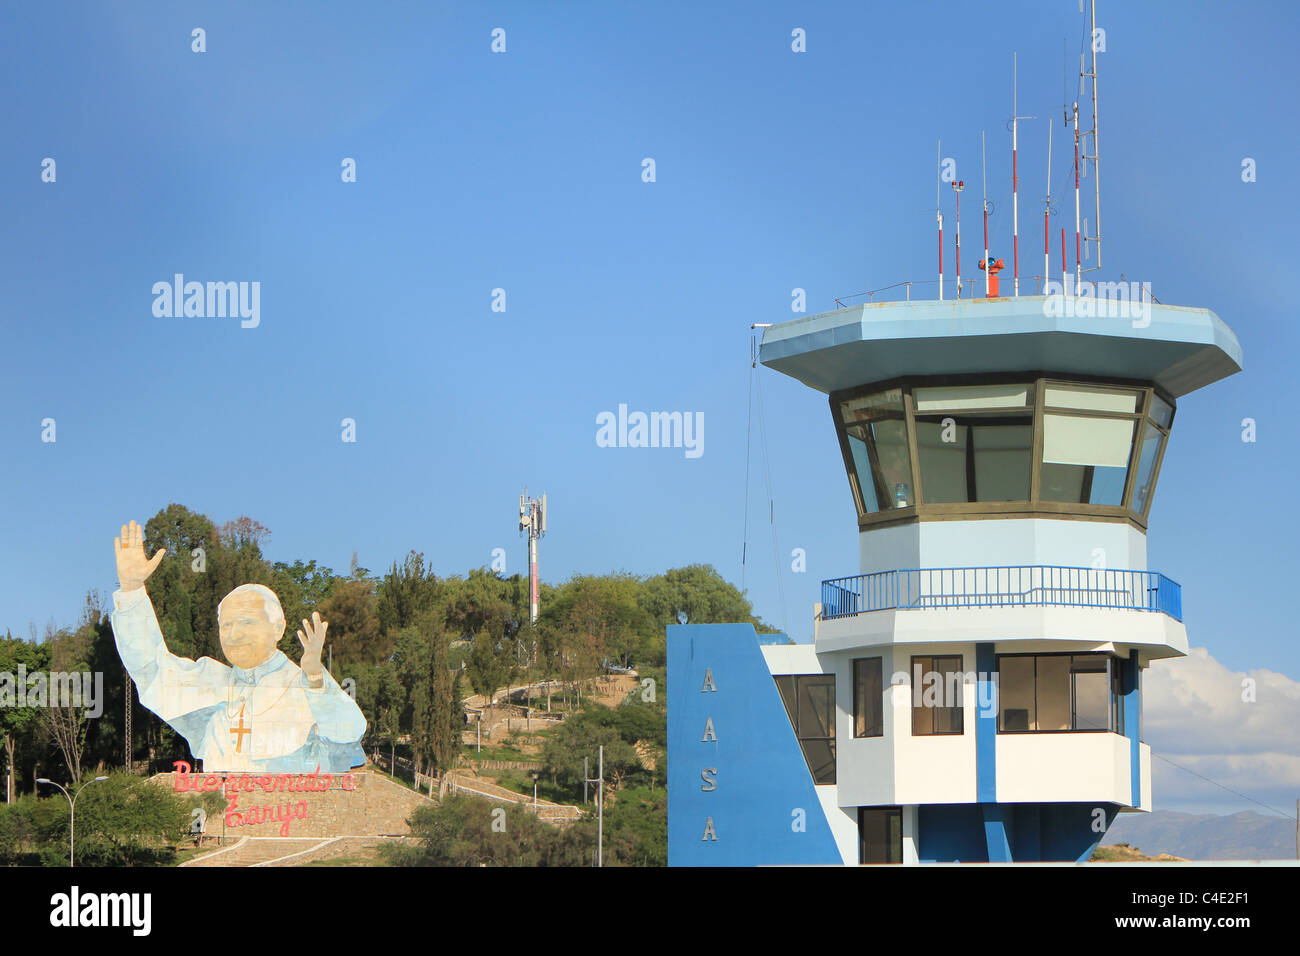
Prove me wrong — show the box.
[1073,100,1081,290]
[982,130,990,297]
[1011,53,1034,297]
[1044,122,1053,293]
[937,139,944,300]
[1082,0,1102,271]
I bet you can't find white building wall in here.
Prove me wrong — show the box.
[995,733,1133,805]
[1139,743,1152,811]
[831,646,897,807]
[891,648,978,805]
[815,786,861,865]
[835,645,981,807]
[860,517,1149,573]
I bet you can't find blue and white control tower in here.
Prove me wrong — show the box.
[668,293,1242,864]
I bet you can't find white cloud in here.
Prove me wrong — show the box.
[1142,647,1300,812]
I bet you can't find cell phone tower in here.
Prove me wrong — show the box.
[519,490,547,624]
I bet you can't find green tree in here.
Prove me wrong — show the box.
[271,559,337,658]
[72,773,190,866]
[464,629,513,702]
[540,711,639,793]
[639,564,765,629]
[353,660,403,759]
[444,568,525,642]
[0,634,49,802]
[603,786,666,866]
[39,598,102,786]
[377,551,444,637]
[317,577,385,672]
[393,626,463,777]
[384,794,588,867]
[142,504,216,661]
[0,774,190,866]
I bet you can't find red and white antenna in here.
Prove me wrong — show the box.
[1010,54,1035,297]
[1073,101,1082,289]
[937,139,944,301]
[519,489,547,626]
[1044,121,1053,293]
[952,178,965,298]
[981,130,990,297]
[1081,0,1103,271]
[1061,226,1068,292]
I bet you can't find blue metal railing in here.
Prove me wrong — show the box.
[820,566,1183,622]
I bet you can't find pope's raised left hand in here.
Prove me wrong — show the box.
[297,612,328,684]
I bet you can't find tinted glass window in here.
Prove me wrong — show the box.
[841,391,913,513]
[1040,414,1134,506]
[915,417,1032,503]
[854,658,883,737]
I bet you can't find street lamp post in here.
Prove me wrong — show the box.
[529,770,540,813]
[36,776,109,867]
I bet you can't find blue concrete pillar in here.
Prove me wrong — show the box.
[1122,655,1141,807]
[981,803,1013,862]
[975,643,997,803]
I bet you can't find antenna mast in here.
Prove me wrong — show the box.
[937,139,944,301]
[952,178,965,299]
[1082,0,1102,271]
[1073,100,1081,290]
[1013,55,1019,296]
[982,130,990,297]
[1011,54,1034,297]
[519,489,547,627]
[1044,123,1053,293]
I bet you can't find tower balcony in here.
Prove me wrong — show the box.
[816,565,1186,658]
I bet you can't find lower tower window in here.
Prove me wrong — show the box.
[997,653,1125,733]
[774,674,836,784]
[911,655,965,734]
[858,807,902,863]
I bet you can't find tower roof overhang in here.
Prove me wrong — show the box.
[759,297,1242,398]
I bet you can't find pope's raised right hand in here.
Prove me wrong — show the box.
[115,519,166,593]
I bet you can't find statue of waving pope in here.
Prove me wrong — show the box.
[110,520,366,773]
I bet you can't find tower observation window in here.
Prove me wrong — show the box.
[1040,414,1135,505]
[913,383,1033,504]
[830,377,1175,523]
[840,390,913,513]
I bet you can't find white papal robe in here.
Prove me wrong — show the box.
[111,587,366,773]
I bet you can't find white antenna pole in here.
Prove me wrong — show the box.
[953,178,964,299]
[937,139,944,301]
[529,512,539,623]
[520,489,546,626]
[1073,101,1082,289]
[1061,226,1068,293]
[1089,0,1102,269]
[982,130,989,297]
[1012,54,1020,296]
[1044,123,1053,292]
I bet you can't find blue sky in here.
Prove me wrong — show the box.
[1,2,1297,809]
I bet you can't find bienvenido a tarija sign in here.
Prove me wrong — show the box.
[171,760,359,837]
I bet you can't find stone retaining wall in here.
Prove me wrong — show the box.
[152,769,433,840]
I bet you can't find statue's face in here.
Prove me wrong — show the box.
[218,591,284,670]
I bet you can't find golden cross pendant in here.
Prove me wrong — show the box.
[231,702,251,753]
